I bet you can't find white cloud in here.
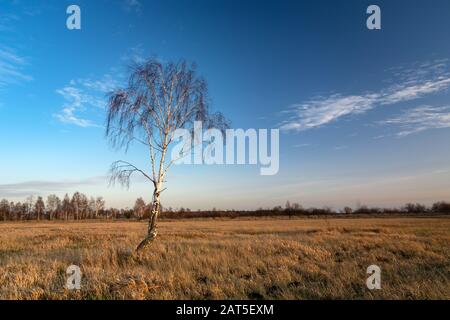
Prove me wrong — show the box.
[380,105,450,137]
[123,0,142,13]
[281,94,379,131]
[333,145,348,150]
[0,13,19,31]
[53,47,148,128]
[121,45,146,64]
[281,60,450,132]
[0,47,32,88]
[381,78,450,105]
[54,73,123,128]
[294,143,311,148]
[76,74,121,93]
[0,176,106,198]
[53,86,103,128]
[54,106,97,128]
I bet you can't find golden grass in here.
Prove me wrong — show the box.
[0,217,449,300]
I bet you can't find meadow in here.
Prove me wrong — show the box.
[0,217,448,300]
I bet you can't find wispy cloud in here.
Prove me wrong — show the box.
[123,0,142,13]
[280,60,450,132]
[281,94,379,131]
[54,87,102,128]
[0,176,106,198]
[0,47,32,88]
[333,145,348,150]
[121,45,146,64]
[76,74,120,93]
[0,13,19,31]
[54,74,122,128]
[294,143,311,148]
[381,78,450,105]
[380,105,450,137]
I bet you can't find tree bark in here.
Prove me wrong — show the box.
[136,187,161,252]
[136,130,169,252]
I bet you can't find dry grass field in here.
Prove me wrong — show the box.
[0,217,449,300]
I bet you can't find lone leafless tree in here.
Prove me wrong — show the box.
[106,58,228,252]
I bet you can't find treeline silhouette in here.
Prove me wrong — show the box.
[0,194,449,221]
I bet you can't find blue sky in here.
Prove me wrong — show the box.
[1,0,450,210]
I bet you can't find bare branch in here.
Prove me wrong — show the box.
[109,160,155,188]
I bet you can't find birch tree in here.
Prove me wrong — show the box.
[95,197,105,219]
[133,197,146,220]
[106,58,228,251]
[46,194,61,221]
[34,196,45,221]
[62,194,71,220]
[0,199,10,221]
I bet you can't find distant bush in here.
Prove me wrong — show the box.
[354,206,382,214]
[343,207,353,214]
[403,203,428,214]
[307,207,332,215]
[431,201,450,213]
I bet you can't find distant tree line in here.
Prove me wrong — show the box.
[0,193,106,221]
[161,201,450,219]
[0,195,449,221]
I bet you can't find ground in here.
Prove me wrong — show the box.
[0,217,449,299]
